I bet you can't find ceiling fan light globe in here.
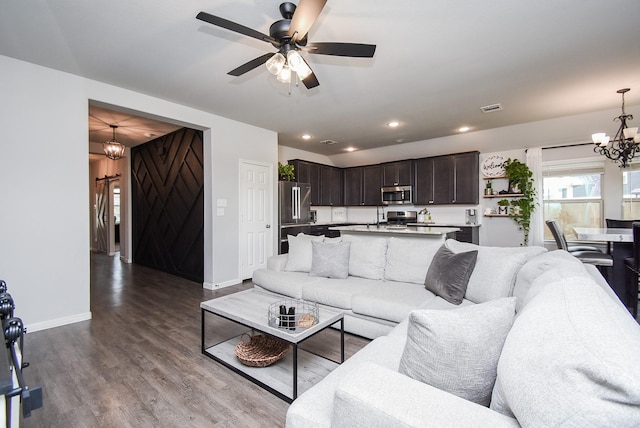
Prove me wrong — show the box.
[266,53,285,75]
[277,65,291,83]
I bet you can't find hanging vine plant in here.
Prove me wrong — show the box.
[502,158,537,246]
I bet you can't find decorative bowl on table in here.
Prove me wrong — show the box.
[268,299,319,332]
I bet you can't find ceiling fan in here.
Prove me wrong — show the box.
[196,0,376,89]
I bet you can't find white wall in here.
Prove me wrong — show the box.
[278,145,335,166]
[1,55,278,331]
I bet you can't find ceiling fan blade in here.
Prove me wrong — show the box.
[288,0,327,41]
[228,53,274,76]
[197,12,276,44]
[306,42,376,57]
[302,71,320,89]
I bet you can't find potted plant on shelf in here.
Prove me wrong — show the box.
[278,162,295,181]
[502,158,537,246]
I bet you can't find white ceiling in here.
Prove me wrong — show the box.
[2,0,640,156]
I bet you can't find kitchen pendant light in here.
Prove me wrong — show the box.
[103,125,126,160]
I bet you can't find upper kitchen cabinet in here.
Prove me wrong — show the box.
[452,152,480,204]
[414,152,479,205]
[363,164,383,205]
[343,167,363,206]
[288,160,321,205]
[343,165,383,206]
[320,165,343,206]
[382,160,413,186]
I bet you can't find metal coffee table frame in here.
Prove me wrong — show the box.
[201,289,344,403]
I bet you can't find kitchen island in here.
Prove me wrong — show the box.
[329,225,459,244]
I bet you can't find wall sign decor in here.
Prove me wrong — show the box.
[481,155,505,177]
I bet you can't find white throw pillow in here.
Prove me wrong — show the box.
[309,241,351,279]
[399,297,516,406]
[342,235,387,280]
[384,237,442,284]
[445,239,546,303]
[285,233,324,272]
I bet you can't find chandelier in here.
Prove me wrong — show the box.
[592,88,640,168]
[103,125,126,160]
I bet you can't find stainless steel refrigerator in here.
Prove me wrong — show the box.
[279,181,312,253]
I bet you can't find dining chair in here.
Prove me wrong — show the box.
[545,220,603,253]
[605,219,640,229]
[623,222,640,318]
[545,220,613,276]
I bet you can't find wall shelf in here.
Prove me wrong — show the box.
[483,193,523,198]
[484,214,511,217]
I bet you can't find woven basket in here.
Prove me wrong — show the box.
[234,333,290,367]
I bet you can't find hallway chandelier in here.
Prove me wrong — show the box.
[592,88,640,168]
[103,125,126,160]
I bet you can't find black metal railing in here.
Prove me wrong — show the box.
[0,279,43,424]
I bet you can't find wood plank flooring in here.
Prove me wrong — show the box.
[21,253,370,427]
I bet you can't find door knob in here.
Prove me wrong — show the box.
[266,224,271,228]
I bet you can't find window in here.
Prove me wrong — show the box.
[543,161,604,241]
[622,163,640,219]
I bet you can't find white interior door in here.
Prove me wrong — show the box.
[240,160,273,279]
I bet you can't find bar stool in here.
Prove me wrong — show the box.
[546,220,613,277]
[623,222,640,317]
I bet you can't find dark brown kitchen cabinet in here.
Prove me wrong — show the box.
[452,152,479,204]
[288,160,321,205]
[382,160,413,186]
[363,165,383,205]
[343,165,382,206]
[414,152,479,205]
[320,165,343,206]
[343,167,364,206]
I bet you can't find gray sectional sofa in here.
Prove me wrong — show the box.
[252,235,640,427]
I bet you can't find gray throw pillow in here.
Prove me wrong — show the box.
[424,244,477,304]
[398,298,516,406]
[309,241,351,279]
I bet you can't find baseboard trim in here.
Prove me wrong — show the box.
[203,278,242,290]
[26,311,92,333]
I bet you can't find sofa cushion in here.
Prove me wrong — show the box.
[285,233,324,273]
[491,276,640,425]
[513,250,587,312]
[342,235,387,280]
[309,241,351,279]
[424,244,477,305]
[445,239,546,303]
[333,363,520,428]
[384,237,442,284]
[399,298,516,406]
[286,335,407,428]
[252,269,322,299]
[301,276,379,310]
[351,281,436,322]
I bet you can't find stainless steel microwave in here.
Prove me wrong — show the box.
[381,185,413,205]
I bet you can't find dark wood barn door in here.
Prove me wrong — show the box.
[131,128,204,283]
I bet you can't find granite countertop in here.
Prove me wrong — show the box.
[329,225,459,236]
[407,222,481,228]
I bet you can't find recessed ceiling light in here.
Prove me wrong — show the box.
[301,134,311,140]
[458,126,470,133]
[387,121,400,128]
[345,147,356,152]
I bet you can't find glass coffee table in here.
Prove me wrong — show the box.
[201,289,344,402]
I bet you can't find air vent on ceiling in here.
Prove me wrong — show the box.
[480,103,503,113]
[320,139,339,145]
